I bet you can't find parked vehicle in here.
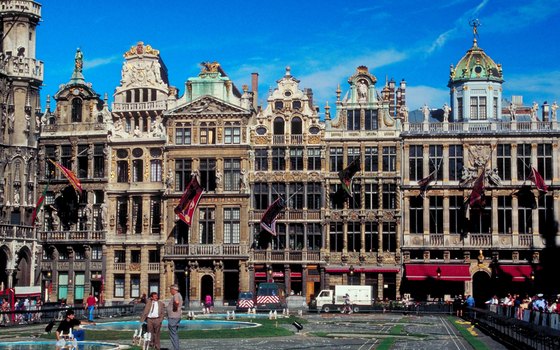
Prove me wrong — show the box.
[235,291,254,311]
[310,285,373,313]
[256,283,287,311]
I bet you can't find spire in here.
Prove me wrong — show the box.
[69,48,86,85]
[469,19,481,47]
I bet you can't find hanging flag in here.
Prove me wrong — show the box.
[174,176,204,226]
[51,185,79,230]
[514,185,537,209]
[260,197,285,236]
[338,157,361,197]
[49,160,82,195]
[418,170,436,197]
[31,182,49,226]
[529,166,548,193]
[468,172,486,207]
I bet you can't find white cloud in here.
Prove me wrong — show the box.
[84,55,121,70]
[405,85,449,111]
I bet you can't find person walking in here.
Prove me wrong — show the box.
[85,293,97,322]
[166,284,183,350]
[140,292,164,350]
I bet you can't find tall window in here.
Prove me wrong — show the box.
[199,208,215,244]
[150,160,162,182]
[200,158,216,191]
[271,224,286,250]
[150,197,161,234]
[307,182,321,210]
[382,184,396,209]
[273,117,285,135]
[469,206,491,234]
[347,222,361,252]
[174,221,189,244]
[307,223,322,250]
[493,97,498,119]
[347,147,360,167]
[61,145,72,170]
[307,148,321,171]
[382,222,396,252]
[365,146,378,172]
[224,158,241,191]
[175,159,192,191]
[382,146,396,172]
[224,124,241,144]
[449,196,464,235]
[253,183,269,210]
[132,159,143,182]
[291,117,302,135]
[289,183,304,209]
[538,195,554,236]
[365,183,379,209]
[117,197,128,234]
[497,196,512,234]
[347,109,360,130]
[349,183,361,209]
[77,145,88,178]
[429,196,443,234]
[200,123,216,144]
[272,183,285,202]
[132,196,142,234]
[58,273,69,300]
[470,96,487,120]
[45,146,56,179]
[93,144,104,178]
[409,196,423,234]
[409,146,423,181]
[330,184,344,209]
[130,275,140,298]
[329,222,343,252]
[74,273,85,301]
[289,223,304,250]
[117,161,128,183]
[497,144,511,181]
[537,144,553,180]
[448,145,463,181]
[290,148,304,171]
[272,148,285,171]
[330,147,343,172]
[114,275,125,298]
[457,97,463,120]
[255,149,268,171]
[365,222,379,252]
[175,126,191,145]
[518,206,532,235]
[223,208,240,244]
[517,144,532,181]
[364,109,378,130]
[71,98,82,122]
[429,145,443,180]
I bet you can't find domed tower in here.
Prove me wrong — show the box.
[448,23,503,122]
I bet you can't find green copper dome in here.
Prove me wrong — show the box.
[448,38,503,87]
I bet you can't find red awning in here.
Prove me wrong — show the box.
[499,265,534,282]
[325,266,400,273]
[406,264,471,281]
[290,272,302,278]
[255,272,266,278]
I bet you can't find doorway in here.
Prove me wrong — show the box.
[473,270,491,307]
[200,275,213,305]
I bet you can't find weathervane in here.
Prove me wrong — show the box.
[469,18,481,39]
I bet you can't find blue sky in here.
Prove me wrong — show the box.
[37,0,560,115]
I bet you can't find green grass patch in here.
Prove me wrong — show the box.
[389,324,403,335]
[448,316,490,350]
[376,337,395,350]
[40,317,300,341]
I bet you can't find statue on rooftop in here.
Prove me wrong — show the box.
[552,101,558,121]
[508,102,516,121]
[75,48,83,72]
[357,80,368,102]
[442,103,451,122]
[530,102,539,121]
[421,104,430,122]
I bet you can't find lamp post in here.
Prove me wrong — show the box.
[436,267,441,279]
[349,265,355,285]
[184,270,189,308]
[267,265,273,283]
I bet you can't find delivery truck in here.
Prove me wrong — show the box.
[310,285,372,313]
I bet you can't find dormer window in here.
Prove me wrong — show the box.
[470,96,487,120]
[274,101,283,110]
[292,101,301,110]
[71,98,82,122]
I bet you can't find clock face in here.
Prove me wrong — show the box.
[72,88,80,96]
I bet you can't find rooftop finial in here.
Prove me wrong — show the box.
[285,66,291,76]
[469,18,481,46]
[75,48,83,73]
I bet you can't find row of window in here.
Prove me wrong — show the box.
[45,144,105,179]
[116,196,161,235]
[175,124,241,145]
[174,207,240,245]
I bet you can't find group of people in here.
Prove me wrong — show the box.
[485,292,560,319]
[452,294,475,317]
[139,284,183,350]
[0,297,44,325]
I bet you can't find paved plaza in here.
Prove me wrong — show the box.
[1,312,509,350]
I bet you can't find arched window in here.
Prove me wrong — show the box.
[291,117,302,135]
[71,98,82,122]
[273,117,285,135]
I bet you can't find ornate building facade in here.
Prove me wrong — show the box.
[0,0,43,292]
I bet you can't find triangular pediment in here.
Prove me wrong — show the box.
[167,96,249,116]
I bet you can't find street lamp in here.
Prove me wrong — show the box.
[184,270,189,308]
[267,265,273,282]
[436,267,441,279]
[349,265,355,285]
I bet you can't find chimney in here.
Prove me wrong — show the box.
[305,88,314,110]
[389,78,396,116]
[542,101,550,122]
[251,73,259,110]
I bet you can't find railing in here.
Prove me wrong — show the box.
[249,210,322,221]
[469,234,492,246]
[290,135,303,144]
[405,120,555,134]
[0,1,42,17]
[250,249,323,263]
[0,224,34,239]
[518,234,533,247]
[112,100,167,112]
[0,57,43,81]
[272,135,285,144]
[429,234,444,246]
[38,230,106,242]
[114,263,126,271]
[164,244,248,257]
[147,263,160,272]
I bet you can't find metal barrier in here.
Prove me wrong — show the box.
[465,307,560,350]
[0,304,136,326]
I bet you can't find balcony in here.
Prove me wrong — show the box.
[112,100,167,113]
[164,244,248,258]
[0,57,43,81]
[0,224,34,239]
[402,233,544,249]
[38,230,106,243]
[404,120,556,135]
[250,249,323,263]
[249,210,322,221]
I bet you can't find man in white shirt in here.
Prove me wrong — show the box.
[140,292,164,350]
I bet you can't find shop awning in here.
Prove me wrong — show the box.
[405,264,471,281]
[325,266,400,273]
[498,265,534,282]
